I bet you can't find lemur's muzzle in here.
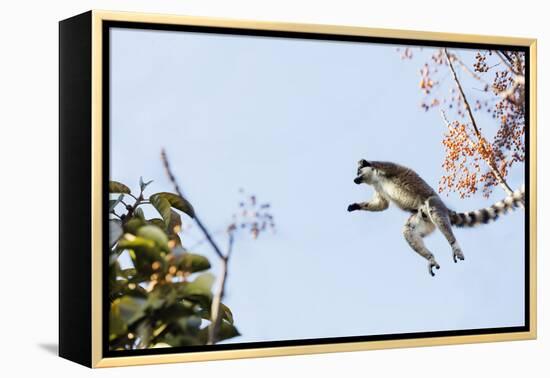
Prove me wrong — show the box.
[353,176,362,184]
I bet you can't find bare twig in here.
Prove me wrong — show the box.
[501,51,516,66]
[448,52,487,84]
[498,50,524,77]
[207,231,234,344]
[111,211,122,220]
[187,229,226,250]
[440,109,452,127]
[161,149,225,260]
[493,51,525,108]
[495,50,516,73]
[160,149,232,344]
[443,48,520,202]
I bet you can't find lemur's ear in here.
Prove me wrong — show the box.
[358,159,371,168]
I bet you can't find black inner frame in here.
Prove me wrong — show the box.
[102,20,531,358]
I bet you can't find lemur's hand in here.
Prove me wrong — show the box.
[347,203,361,212]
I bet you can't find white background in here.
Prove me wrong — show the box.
[0,0,547,376]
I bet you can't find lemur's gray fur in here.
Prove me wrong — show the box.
[348,159,524,276]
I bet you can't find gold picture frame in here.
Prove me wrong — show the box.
[59,10,537,368]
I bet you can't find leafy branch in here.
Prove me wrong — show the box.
[108,178,238,349]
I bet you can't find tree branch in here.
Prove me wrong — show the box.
[448,52,487,83]
[443,48,521,203]
[207,231,233,345]
[495,50,516,74]
[123,190,144,222]
[161,149,225,261]
[498,50,524,77]
[160,148,233,344]
[493,51,525,108]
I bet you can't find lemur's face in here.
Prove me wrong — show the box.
[354,159,375,185]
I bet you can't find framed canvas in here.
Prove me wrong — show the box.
[59,10,537,368]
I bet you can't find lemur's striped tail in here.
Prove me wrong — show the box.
[449,186,525,228]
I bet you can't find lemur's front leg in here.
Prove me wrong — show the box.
[348,191,389,212]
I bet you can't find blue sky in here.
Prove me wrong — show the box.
[110,28,525,343]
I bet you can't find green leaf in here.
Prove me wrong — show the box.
[151,192,195,218]
[120,268,136,276]
[117,234,156,252]
[190,273,215,292]
[176,315,202,334]
[116,296,147,325]
[134,207,145,221]
[176,253,211,273]
[167,209,182,235]
[161,332,201,347]
[118,268,150,285]
[109,279,148,301]
[175,273,215,303]
[139,176,153,192]
[136,225,170,253]
[147,283,177,309]
[109,181,131,194]
[109,301,127,340]
[149,193,172,227]
[156,303,194,324]
[198,321,240,343]
[123,216,146,234]
[220,303,234,324]
[217,321,240,341]
[118,233,166,276]
[198,302,234,324]
[148,218,165,229]
[147,216,182,246]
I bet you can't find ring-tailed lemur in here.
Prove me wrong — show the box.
[347,159,524,276]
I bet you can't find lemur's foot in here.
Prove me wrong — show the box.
[428,257,441,277]
[452,247,465,263]
[347,203,360,212]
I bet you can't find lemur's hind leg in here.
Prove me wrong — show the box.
[426,196,465,263]
[403,212,439,276]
